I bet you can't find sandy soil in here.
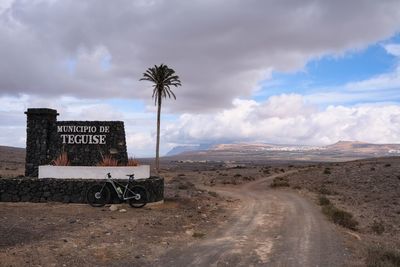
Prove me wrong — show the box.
[0,162,351,266]
[0,188,231,266]
[1,156,399,266]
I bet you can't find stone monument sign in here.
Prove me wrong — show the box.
[25,108,128,177]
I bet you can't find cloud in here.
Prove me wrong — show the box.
[164,94,400,145]
[384,43,400,57]
[3,93,400,156]
[1,0,400,112]
[126,133,154,157]
[345,68,400,93]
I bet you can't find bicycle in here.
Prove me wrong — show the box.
[86,173,148,208]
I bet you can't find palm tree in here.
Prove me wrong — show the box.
[140,64,181,172]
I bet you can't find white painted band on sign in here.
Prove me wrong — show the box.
[38,165,150,179]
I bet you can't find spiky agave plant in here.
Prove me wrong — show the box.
[97,154,118,166]
[52,152,70,166]
[126,157,140,166]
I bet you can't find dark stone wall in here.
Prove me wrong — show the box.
[56,121,128,166]
[25,108,59,177]
[0,177,164,204]
[25,108,128,177]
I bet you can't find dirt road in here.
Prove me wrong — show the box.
[159,173,349,266]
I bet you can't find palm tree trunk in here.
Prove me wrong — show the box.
[156,93,162,172]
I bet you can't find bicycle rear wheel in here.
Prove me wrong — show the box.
[86,184,111,207]
[127,185,148,208]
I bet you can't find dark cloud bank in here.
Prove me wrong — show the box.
[1,0,400,112]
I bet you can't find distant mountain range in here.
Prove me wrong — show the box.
[166,141,400,162]
[2,141,400,164]
[166,144,213,156]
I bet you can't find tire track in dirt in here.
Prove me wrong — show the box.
[158,171,349,266]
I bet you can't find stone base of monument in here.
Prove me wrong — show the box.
[0,176,163,204]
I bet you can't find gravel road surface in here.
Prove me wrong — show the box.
[159,172,349,266]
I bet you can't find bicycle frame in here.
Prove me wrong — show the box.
[104,173,140,201]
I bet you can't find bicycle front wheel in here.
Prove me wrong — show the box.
[127,185,148,208]
[86,184,111,207]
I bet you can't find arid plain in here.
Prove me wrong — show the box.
[0,145,399,266]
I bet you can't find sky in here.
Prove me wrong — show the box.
[1,0,400,157]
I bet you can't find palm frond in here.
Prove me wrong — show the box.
[140,63,181,105]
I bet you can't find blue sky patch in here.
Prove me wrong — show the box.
[254,34,400,104]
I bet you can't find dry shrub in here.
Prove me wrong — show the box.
[318,186,335,195]
[98,154,118,166]
[208,191,218,197]
[52,152,70,166]
[371,220,385,235]
[366,246,400,267]
[192,232,205,238]
[322,204,358,230]
[323,168,331,174]
[270,176,290,188]
[126,157,140,166]
[318,195,331,206]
